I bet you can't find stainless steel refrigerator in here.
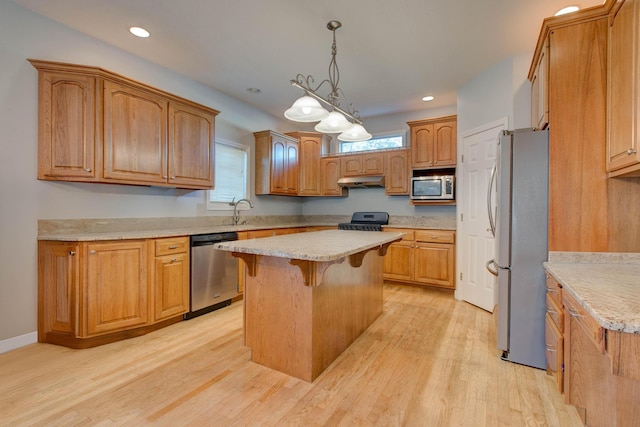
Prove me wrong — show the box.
[487,128,549,370]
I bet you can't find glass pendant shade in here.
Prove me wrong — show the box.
[314,111,353,133]
[284,96,330,122]
[337,123,372,142]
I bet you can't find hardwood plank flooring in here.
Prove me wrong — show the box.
[0,284,582,426]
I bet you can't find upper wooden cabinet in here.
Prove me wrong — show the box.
[321,156,347,197]
[286,131,327,196]
[384,149,409,195]
[607,0,640,177]
[254,130,299,195]
[29,59,219,190]
[341,152,384,176]
[407,115,457,169]
[531,37,550,130]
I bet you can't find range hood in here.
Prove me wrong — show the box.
[337,175,385,188]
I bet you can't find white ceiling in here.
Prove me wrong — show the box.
[13,0,603,120]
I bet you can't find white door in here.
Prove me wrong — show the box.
[455,118,507,312]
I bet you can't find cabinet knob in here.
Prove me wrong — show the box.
[171,258,177,262]
[69,250,76,256]
[90,250,96,255]
[545,344,557,352]
[626,149,637,155]
[168,245,178,249]
[170,176,176,180]
[85,168,91,172]
[163,175,168,179]
[568,308,582,318]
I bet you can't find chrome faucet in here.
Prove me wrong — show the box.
[230,198,254,225]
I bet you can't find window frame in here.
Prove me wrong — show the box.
[339,129,407,153]
[206,138,251,211]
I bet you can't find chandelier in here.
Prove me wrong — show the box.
[284,20,372,142]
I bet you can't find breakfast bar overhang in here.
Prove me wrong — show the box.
[214,230,403,382]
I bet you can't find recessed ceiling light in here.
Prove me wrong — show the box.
[129,26,150,38]
[247,88,261,94]
[422,96,435,102]
[555,5,580,16]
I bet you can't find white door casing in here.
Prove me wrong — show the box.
[455,118,507,312]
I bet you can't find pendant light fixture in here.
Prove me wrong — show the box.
[284,20,371,142]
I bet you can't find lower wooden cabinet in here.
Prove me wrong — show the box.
[38,236,189,348]
[545,274,564,393]
[383,228,456,289]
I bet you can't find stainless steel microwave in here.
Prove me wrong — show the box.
[410,175,455,200]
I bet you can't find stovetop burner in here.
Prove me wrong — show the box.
[338,212,389,231]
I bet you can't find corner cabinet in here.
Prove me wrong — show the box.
[383,228,456,289]
[38,236,189,348]
[254,130,299,195]
[407,115,457,169]
[607,0,640,177]
[286,131,327,196]
[30,59,218,190]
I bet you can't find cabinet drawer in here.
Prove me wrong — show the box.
[545,274,562,307]
[384,228,415,242]
[545,313,564,393]
[155,237,189,256]
[415,230,455,244]
[563,291,606,353]
[546,293,564,333]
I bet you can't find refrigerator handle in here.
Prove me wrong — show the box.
[486,259,498,276]
[487,164,497,237]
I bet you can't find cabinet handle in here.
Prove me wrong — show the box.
[69,250,76,256]
[170,176,176,180]
[545,344,557,352]
[163,175,168,179]
[85,168,91,172]
[90,250,96,255]
[546,308,557,315]
[168,245,178,249]
[545,287,558,293]
[568,308,582,318]
[626,149,637,155]
[171,258,177,262]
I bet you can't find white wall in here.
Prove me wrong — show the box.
[0,0,301,345]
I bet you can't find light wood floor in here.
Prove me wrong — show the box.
[0,284,582,426]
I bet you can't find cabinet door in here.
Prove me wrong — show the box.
[285,141,299,194]
[38,241,80,340]
[154,253,189,321]
[607,0,640,175]
[414,242,455,288]
[37,71,96,179]
[269,137,287,193]
[385,150,409,195]
[84,240,148,336]
[298,135,322,196]
[321,157,344,196]
[411,123,434,168]
[103,80,168,185]
[545,313,564,394]
[383,241,414,281]
[362,152,385,175]
[531,39,550,130]
[434,120,457,166]
[341,155,364,176]
[168,101,215,188]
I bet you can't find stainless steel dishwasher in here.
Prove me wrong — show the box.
[185,232,239,319]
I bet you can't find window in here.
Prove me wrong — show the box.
[207,139,250,210]
[340,130,405,153]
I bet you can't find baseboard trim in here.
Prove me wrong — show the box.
[0,331,37,354]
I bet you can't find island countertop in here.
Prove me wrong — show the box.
[214,229,404,262]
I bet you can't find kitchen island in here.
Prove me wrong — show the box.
[214,230,403,381]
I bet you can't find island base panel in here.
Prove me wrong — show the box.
[244,250,384,382]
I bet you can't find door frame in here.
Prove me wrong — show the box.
[455,117,509,307]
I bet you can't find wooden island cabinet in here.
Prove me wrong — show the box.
[38,236,189,348]
[30,59,218,190]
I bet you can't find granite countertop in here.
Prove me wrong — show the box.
[544,252,640,333]
[37,215,456,241]
[214,230,405,262]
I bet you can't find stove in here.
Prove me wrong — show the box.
[338,212,389,231]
